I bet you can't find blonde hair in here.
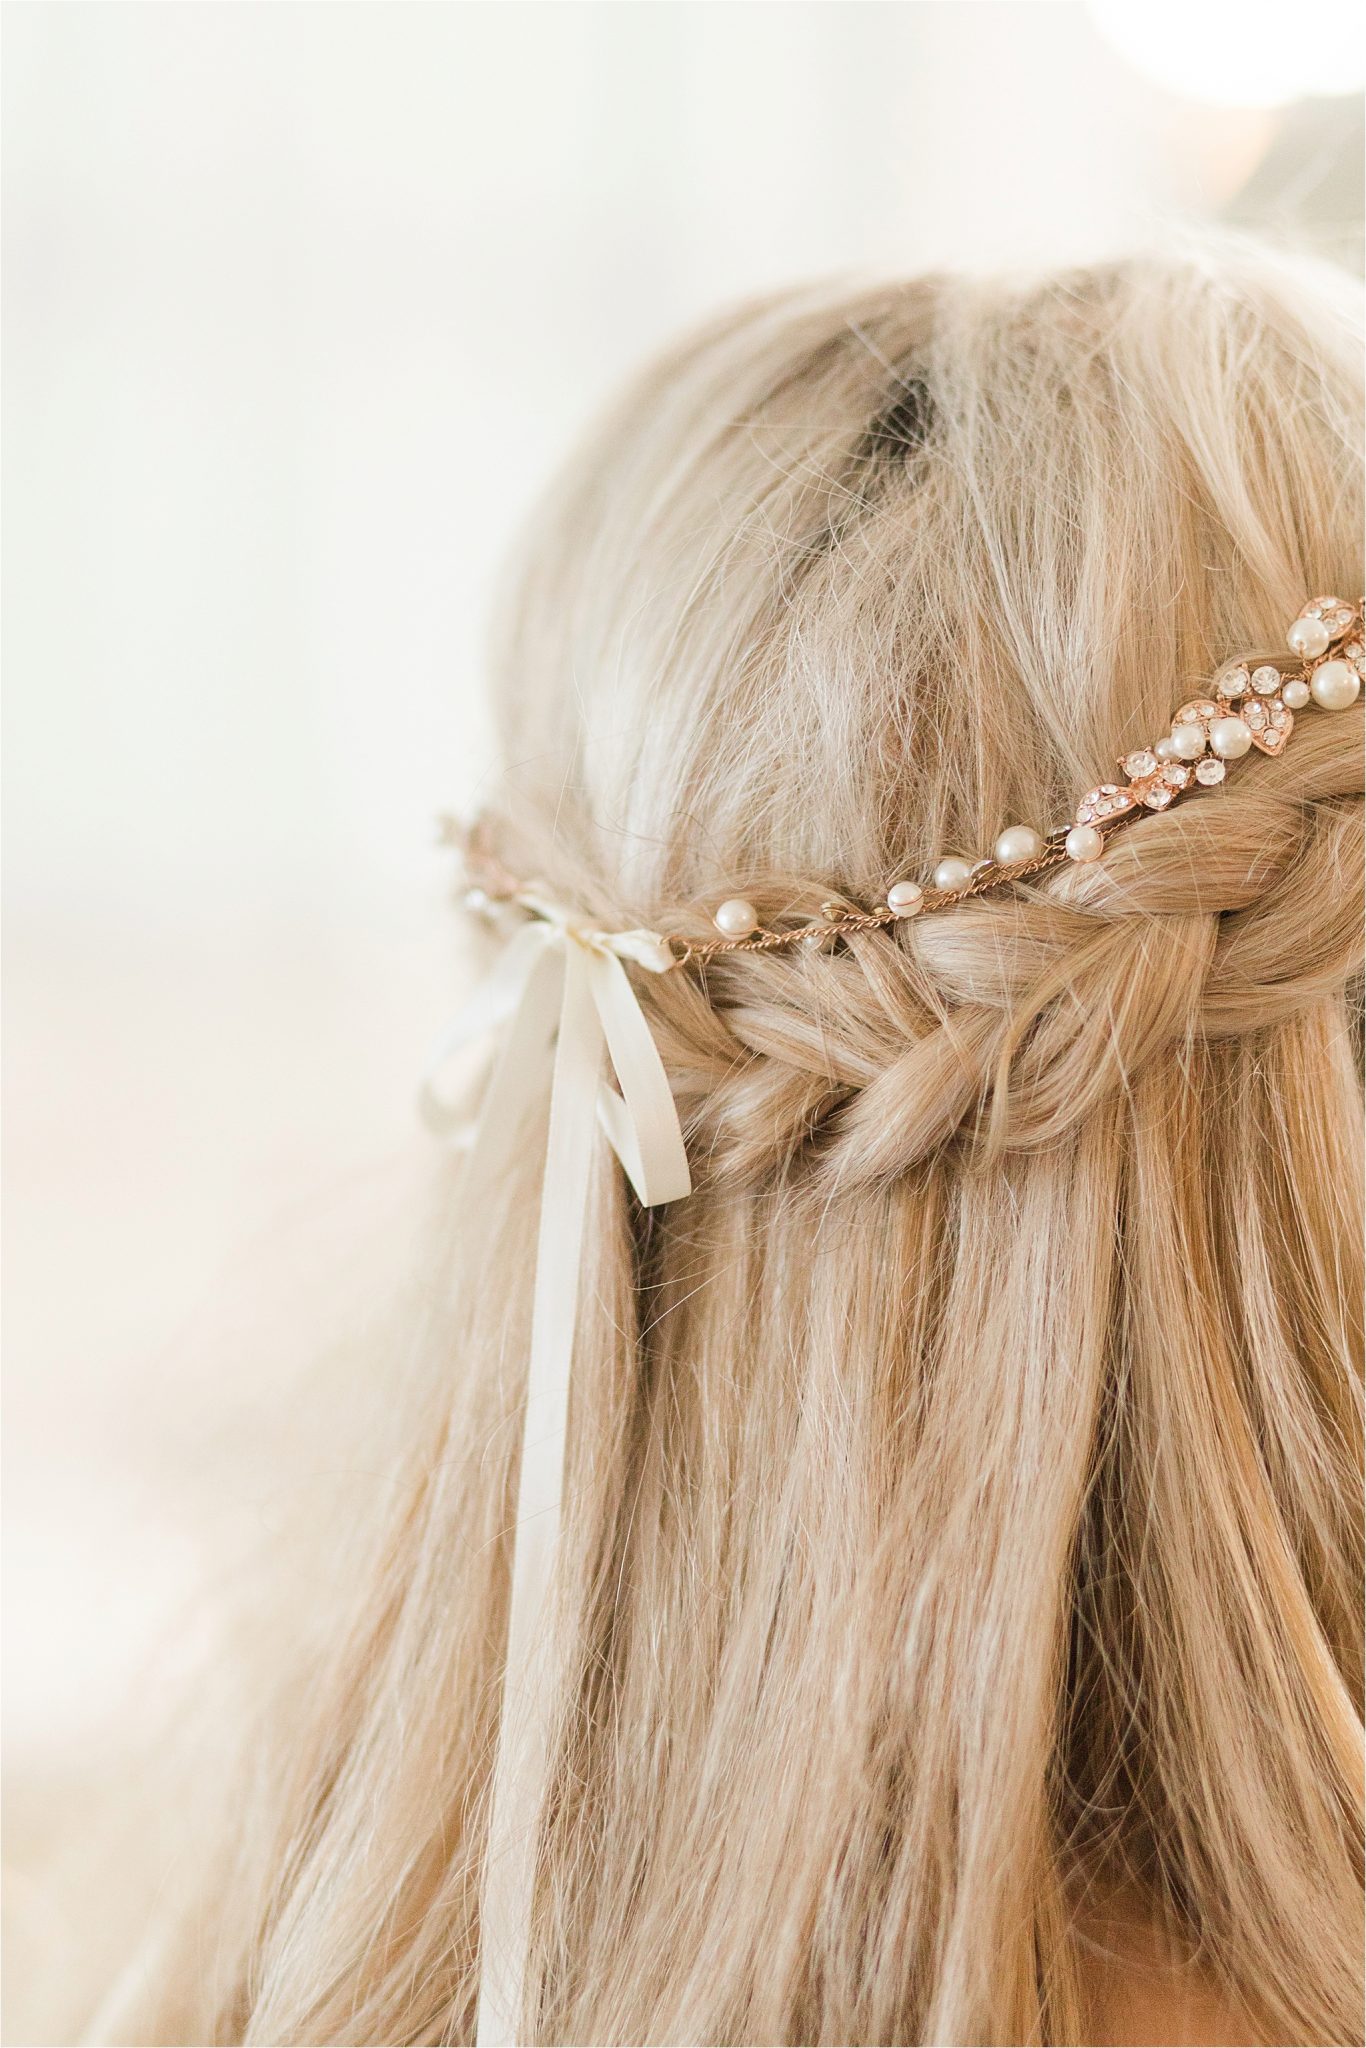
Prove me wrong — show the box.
[93,244,1363,2044]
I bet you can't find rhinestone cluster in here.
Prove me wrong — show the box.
[692,596,1361,956]
[1059,596,1360,870]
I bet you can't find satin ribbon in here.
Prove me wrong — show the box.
[422,903,691,2046]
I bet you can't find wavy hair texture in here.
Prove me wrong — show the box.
[91,244,1362,2045]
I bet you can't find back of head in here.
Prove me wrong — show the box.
[111,244,1366,2045]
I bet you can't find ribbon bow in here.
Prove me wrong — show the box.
[422,901,691,2045]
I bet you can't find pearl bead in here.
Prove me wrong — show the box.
[1281,677,1311,709]
[1208,716,1252,760]
[992,825,1044,866]
[1154,735,1179,761]
[887,880,924,917]
[932,856,972,894]
[1170,722,1207,761]
[1287,615,1330,660]
[713,896,758,937]
[1310,657,1360,711]
[1064,824,1104,864]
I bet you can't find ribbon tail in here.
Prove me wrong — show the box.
[476,942,603,2047]
[587,947,692,1207]
[419,923,559,1141]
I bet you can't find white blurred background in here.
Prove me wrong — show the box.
[3,0,1362,2006]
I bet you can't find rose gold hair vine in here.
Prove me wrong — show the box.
[444,594,1362,972]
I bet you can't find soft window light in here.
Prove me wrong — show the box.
[1089,0,1366,107]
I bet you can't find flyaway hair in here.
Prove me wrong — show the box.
[87,242,1363,2046]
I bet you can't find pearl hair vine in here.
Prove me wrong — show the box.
[444,594,1362,974]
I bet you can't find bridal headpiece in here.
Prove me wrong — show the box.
[449,593,1362,970]
[425,592,1362,2044]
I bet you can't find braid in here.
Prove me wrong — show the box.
[642,712,1363,1188]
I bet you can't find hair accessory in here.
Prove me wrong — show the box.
[429,593,1359,2041]
[423,897,688,2045]
[450,596,1362,973]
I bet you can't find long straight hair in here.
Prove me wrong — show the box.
[92,243,1363,2045]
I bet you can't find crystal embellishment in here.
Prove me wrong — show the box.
[1304,595,1356,637]
[1241,694,1293,754]
[1126,755,1193,811]
[1075,782,1136,826]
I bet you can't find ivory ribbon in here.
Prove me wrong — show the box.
[422,904,691,2046]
